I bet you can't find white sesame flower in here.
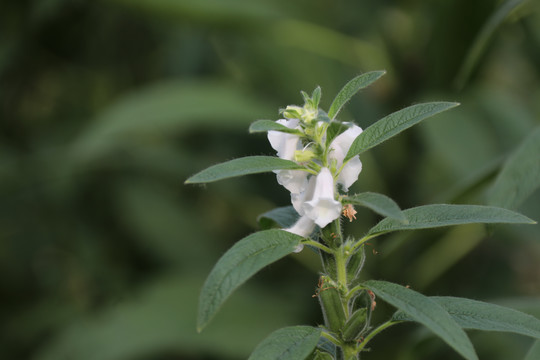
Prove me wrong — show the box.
[328,123,363,191]
[336,155,362,192]
[267,119,301,160]
[276,170,309,194]
[303,167,342,228]
[285,216,316,252]
[290,174,316,215]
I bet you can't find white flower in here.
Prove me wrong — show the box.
[267,119,301,160]
[303,167,342,228]
[336,155,362,191]
[276,170,309,193]
[285,215,316,252]
[328,123,363,191]
[290,173,317,215]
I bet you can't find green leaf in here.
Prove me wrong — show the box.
[345,192,406,222]
[488,127,540,210]
[325,121,349,147]
[345,102,459,161]
[525,340,540,360]
[257,206,299,229]
[363,280,478,360]
[311,86,321,108]
[327,71,386,120]
[197,230,302,331]
[249,120,304,136]
[368,204,535,236]
[394,296,540,339]
[185,156,304,184]
[248,326,321,360]
[316,110,332,123]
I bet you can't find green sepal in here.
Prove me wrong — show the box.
[318,276,347,333]
[342,308,368,341]
[345,244,366,286]
[320,250,338,280]
[316,109,332,123]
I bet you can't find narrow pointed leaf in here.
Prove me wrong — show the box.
[197,230,303,331]
[363,280,478,360]
[345,102,459,161]
[525,340,540,360]
[368,204,535,236]
[248,326,321,360]
[345,192,406,222]
[328,71,385,120]
[394,296,540,339]
[185,156,304,184]
[488,127,540,210]
[249,120,304,136]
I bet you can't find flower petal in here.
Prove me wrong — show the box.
[267,119,301,160]
[337,155,362,191]
[276,170,309,193]
[303,168,342,228]
[285,215,316,241]
[329,123,363,165]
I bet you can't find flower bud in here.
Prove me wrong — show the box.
[294,148,316,163]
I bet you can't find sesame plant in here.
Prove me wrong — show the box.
[185,72,540,360]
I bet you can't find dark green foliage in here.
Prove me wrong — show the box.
[1,1,539,360]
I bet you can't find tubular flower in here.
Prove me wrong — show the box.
[328,123,363,191]
[285,215,316,252]
[268,119,310,193]
[337,156,362,192]
[303,167,342,228]
[267,119,301,160]
[276,170,309,194]
[266,107,364,232]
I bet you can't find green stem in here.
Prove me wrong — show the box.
[320,329,341,346]
[356,320,402,352]
[302,239,333,254]
[350,234,378,253]
[335,247,348,289]
[345,285,365,302]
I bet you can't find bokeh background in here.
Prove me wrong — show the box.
[1,0,540,359]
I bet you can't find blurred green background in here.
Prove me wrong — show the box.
[1,0,539,359]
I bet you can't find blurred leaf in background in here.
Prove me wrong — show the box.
[0,0,539,359]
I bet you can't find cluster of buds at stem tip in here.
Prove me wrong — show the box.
[266,88,363,250]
